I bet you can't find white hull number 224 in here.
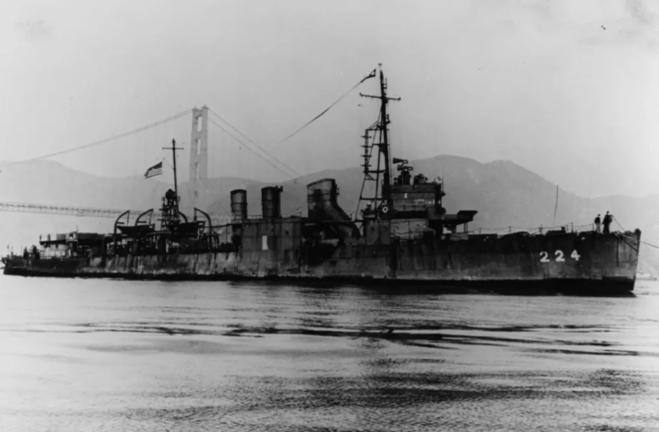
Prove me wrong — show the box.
[540,250,580,263]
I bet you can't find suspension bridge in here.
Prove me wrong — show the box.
[0,69,383,226]
[0,105,302,223]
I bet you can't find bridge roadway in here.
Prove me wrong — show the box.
[0,202,231,225]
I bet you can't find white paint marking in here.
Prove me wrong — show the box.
[571,250,581,261]
[540,251,549,263]
[555,250,565,262]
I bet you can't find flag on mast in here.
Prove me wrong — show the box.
[144,161,163,179]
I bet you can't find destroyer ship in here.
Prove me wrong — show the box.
[2,68,641,293]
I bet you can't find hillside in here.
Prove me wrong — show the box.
[2,156,658,273]
[0,160,249,213]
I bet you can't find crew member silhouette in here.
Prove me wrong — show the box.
[594,214,601,233]
[602,211,613,234]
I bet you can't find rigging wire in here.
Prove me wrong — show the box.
[208,118,296,180]
[208,108,300,178]
[271,68,377,148]
[640,240,659,250]
[6,109,192,167]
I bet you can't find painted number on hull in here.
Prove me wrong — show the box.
[555,250,565,262]
[539,250,580,263]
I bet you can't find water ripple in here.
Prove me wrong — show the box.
[1,277,658,431]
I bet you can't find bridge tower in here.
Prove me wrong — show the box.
[189,106,209,208]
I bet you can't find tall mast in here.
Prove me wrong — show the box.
[357,65,401,218]
[379,69,391,189]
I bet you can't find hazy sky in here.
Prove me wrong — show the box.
[1,0,658,197]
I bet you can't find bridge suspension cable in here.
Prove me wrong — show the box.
[5,109,192,167]
[5,69,376,171]
[208,108,300,178]
[208,118,298,180]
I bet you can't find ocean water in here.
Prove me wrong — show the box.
[1,275,658,432]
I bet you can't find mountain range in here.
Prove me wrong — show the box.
[2,156,657,274]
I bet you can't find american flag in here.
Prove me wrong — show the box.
[144,161,163,179]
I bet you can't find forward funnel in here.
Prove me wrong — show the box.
[230,189,247,220]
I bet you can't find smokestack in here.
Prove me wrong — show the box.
[261,186,283,220]
[306,178,359,238]
[230,189,247,221]
[307,179,338,220]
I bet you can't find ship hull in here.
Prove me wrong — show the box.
[0,266,635,295]
[2,231,641,294]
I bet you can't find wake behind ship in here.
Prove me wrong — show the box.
[2,68,641,293]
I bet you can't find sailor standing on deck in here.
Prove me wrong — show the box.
[602,211,612,234]
[594,214,601,233]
